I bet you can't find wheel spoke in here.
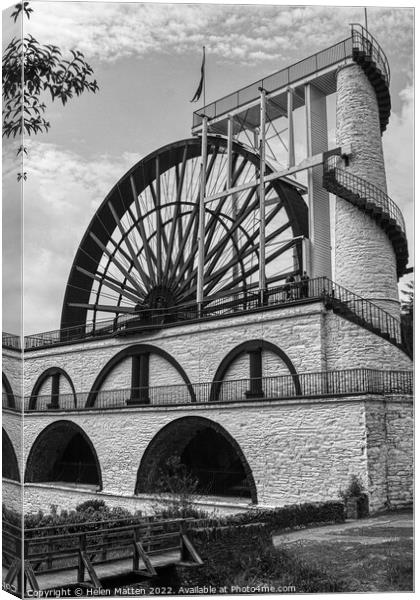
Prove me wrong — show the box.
[108,200,154,289]
[68,303,136,314]
[63,138,307,330]
[89,231,145,296]
[162,145,188,283]
[75,266,143,305]
[130,175,157,281]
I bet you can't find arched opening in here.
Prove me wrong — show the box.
[2,429,20,481]
[87,344,195,407]
[29,367,77,410]
[25,421,102,489]
[2,372,16,409]
[210,339,301,401]
[136,416,257,503]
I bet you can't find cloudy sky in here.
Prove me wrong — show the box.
[1,0,414,334]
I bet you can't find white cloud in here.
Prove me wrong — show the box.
[383,84,414,295]
[19,3,413,69]
[20,142,140,333]
[383,85,414,257]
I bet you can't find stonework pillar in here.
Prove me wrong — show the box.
[335,63,400,320]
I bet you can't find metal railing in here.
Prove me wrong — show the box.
[192,36,353,127]
[350,23,390,86]
[23,276,407,354]
[320,277,403,345]
[192,23,390,129]
[324,154,406,234]
[3,369,412,413]
[2,332,21,350]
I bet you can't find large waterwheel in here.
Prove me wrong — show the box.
[61,136,308,330]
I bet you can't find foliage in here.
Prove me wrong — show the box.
[75,499,107,513]
[400,280,414,317]
[152,455,200,517]
[2,1,98,139]
[3,501,143,537]
[339,475,365,499]
[400,280,413,357]
[199,501,345,532]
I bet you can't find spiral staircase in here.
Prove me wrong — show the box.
[322,155,411,358]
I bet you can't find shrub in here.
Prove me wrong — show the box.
[339,475,365,499]
[2,501,144,537]
[194,501,345,532]
[75,499,107,512]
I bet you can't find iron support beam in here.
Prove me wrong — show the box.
[227,116,233,187]
[204,153,328,205]
[196,116,208,312]
[258,88,267,299]
[287,88,295,168]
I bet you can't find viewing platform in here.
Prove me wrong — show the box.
[14,277,409,357]
[192,24,390,135]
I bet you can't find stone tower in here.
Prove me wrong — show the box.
[334,63,400,320]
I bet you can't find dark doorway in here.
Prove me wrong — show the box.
[2,429,20,481]
[25,421,102,489]
[136,416,257,502]
[181,427,250,498]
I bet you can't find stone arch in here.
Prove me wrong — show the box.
[2,428,20,481]
[2,372,15,409]
[135,416,257,503]
[210,339,301,401]
[29,367,77,410]
[25,420,102,489]
[87,344,196,406]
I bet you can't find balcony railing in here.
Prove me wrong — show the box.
[2,332,21,351]
[3,368,412,413]
[22,276,408,357]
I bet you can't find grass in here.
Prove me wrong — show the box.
[281,533,413,592]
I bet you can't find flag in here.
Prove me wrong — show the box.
[191,47,205,103]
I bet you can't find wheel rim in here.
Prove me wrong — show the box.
[61,137,308,329]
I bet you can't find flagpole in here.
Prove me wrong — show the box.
[203,46,206,110]
[364,7,368,30]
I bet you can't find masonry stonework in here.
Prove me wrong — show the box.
[2,348,22,397]
[23,303,326,397]
[20,394,412,515]
[22,303,411,402]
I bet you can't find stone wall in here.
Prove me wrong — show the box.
[23,301,412,403]
[19,394,412,515]
[2,348,22,397]
[323,311,412,371]
[23,484,251,516]
[365,397,413,511]
[23,303,326,396]
[2,479,23,513]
